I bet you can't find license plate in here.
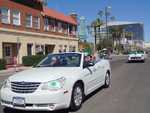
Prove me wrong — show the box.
[13,97,25,107]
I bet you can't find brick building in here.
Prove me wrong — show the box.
[0,0,78,64]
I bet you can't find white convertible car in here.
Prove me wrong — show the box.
[1,52,111,111]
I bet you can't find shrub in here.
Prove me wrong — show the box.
[22,55,46,66]
[0,59,6,70]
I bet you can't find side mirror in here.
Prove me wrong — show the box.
[33,63,38,68]
[83,62,94,68]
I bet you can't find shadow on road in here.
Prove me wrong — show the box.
[83,86,105,103]
[3,107,69,113]
[126,61,145,63]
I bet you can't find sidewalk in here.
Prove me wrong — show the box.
[0,66,31,76]
[111,54,128,57]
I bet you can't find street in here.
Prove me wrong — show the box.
[0,56,150,113]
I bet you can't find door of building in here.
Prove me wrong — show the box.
[3,44,13,64]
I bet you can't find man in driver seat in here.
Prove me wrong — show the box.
[50,57,59,66]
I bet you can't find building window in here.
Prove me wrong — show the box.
[49,19,55,32]
[64,45,67,52]
[73,46,76,52]
[25,14,32,28]
[58,45,63,53]
[62,23,68,34]
[27,44,32,56]
[35,44,44,55]
[69,46,76,52]
[12,10,21,26]
[58,22,62,33]
[44,17,49,31]
[0,7,10,24]
[71,26,76,36]
[5,46,11,56]
[33,16,40,29]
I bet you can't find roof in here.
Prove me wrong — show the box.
[107,21,143,26]
[43,7,77,25]
[101,21,143,28]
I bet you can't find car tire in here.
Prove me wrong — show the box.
[3,107,17,113]
[142,60,145,63]
[70,83,84,111]
[104,72,111,88]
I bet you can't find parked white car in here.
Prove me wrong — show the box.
[128,51,145,62]
[1,52,111,111]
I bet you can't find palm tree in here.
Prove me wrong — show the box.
[91,18,104,50]
[109,26,123,52]
[125,32,133,40]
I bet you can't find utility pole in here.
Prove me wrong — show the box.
[94,26,97,52]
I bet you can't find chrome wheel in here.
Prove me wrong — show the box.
[73,86,83,106]
[70,83,83,111]
[104,72,110,88]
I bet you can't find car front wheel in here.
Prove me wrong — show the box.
[104,72,111,88]
[70,83,84,111]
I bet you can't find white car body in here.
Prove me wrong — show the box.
[1,52,111,111]
[128,51,145,62]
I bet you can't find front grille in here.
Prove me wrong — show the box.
[11,82,41,94]
[131,57,141,60]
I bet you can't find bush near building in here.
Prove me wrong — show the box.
[22,55,46,66]
[0,59,6,70]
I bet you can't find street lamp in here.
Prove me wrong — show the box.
[87,25,96,51]
[105,6,111,39]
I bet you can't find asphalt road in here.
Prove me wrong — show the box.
[0,56,150,113]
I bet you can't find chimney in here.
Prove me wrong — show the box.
[70,12,78,22]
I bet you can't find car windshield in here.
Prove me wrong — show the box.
[137,51,144,54]
[36,53,81,67]
[129,51,137,54]
[129,51,144,54]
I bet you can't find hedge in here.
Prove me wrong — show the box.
[0,59,6,70]
[22,55,46,66]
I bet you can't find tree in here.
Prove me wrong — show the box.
[91,18,104,51]
[96,38,113,51]
[90,8,116,51]
[79,41,94,55]
[109,26,124,52]
[125,32,133,40]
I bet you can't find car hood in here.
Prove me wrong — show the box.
[9,67,81,83]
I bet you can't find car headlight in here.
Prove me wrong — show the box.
[41,77,66,91]
[2,79,11,89]
[141,55,144,59]
[128,56,131,59]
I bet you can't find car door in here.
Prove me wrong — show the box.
[82,65,98,95]
[93,60,106,86]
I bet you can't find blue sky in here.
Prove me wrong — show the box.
[48,0,150,42]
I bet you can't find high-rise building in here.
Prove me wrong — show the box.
[78,16,87,42]
[99,21,144,49]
